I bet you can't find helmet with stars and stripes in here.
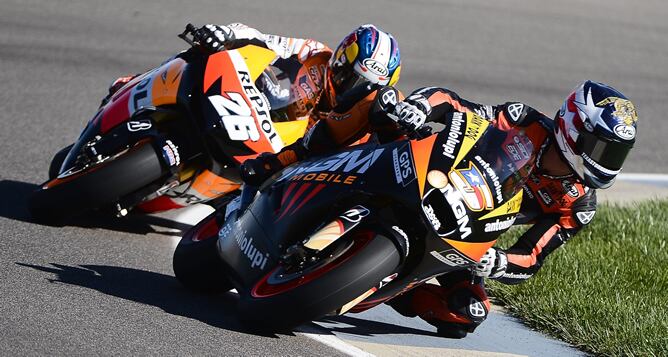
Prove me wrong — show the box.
[554,80,638,189]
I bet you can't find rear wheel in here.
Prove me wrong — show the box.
[29,142,166,224]
[173,211,233,293]
[238,230,401,331]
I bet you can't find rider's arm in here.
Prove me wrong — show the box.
[409,87,497,121]
[495,189,597,285]
[223,23,332,61]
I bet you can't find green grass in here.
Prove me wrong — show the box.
[489,200,668,356]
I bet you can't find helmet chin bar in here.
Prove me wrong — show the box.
[555,129,586,181]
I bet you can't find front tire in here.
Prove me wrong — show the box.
[173,211,233,293]
[29,142,166,224]
[48,144,74,180]
[238,231,401,331]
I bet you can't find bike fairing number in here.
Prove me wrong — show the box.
[208,93,261,142]
[208,50,284,152]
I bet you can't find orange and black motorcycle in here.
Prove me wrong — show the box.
[173,107,537,331]
[29,24,320,223]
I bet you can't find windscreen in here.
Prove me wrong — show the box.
[255,57,324,122]
[467,125,536,203]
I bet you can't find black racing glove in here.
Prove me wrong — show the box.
[392,93,432,131]
[239,153,284,186]
[193,24,235,52]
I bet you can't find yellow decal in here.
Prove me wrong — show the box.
[453,113,489,167]
[596,97,638,126]
[345,43,359,64]
[479,190,523,220]
[303,220,344,251]
[235,45,278,82]
[388,65,401,86]
[273,120,309,146]
[338,287,377,315]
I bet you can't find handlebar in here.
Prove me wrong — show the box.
[178,23,198,47]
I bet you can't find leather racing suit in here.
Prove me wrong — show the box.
[387,86,598,337]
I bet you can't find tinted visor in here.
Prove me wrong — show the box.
[576,131,633,171]
[330,63,368,95]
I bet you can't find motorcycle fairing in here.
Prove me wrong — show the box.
[98,58,188,134]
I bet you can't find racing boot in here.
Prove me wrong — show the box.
[388,270,490,338]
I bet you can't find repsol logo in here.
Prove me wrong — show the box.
[237,70,281,151]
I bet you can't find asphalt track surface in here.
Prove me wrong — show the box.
[1,0,667,355]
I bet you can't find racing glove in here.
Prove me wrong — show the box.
[474,248,508,279]
[239,152,285,186]
[194,24,236,52]
[392,93,431,131]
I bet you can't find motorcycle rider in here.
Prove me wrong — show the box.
[102,23,402,173]
[383,80,638,337]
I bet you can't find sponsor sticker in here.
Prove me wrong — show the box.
[340,205,370,223]
[279,148,385,181]
[161,140,180,166]
[562,180,580,198]
[537,189,554,206]
[430,249,475,267]
[362,58,389,76]
[422,204,442,230]
[440,185,473,239]
[441,112,466,159]
[575,210,596,225]
[468,298,487,318]
[506,103,525,123]
[484,216,516,232]
[391,225,410,256]
[614,124,636,140]
[506,144,522,161]
[219,223,269,270]
[392,144,416,187]
[449,162,494,211]
[127,120,152,132]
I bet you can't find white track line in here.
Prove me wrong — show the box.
[297,324,374,357]
[618,173,668,183]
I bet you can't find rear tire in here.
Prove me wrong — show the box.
[29,143,166,224]
[238,231,401,331]
[173,211,233,293]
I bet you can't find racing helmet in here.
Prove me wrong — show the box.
[554,80,638,189]
[329,24,401,96]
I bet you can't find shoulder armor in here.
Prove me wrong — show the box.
[502,102,551,129]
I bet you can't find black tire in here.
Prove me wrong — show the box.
[238,231,401,331]
[173,211,233,293]
[29,143,166,224]
[48,144,74,180]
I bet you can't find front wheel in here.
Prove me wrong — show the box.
[29,142,166,224]
[48,144,74,180]
[173,210,233,293]
[238,230,401,331]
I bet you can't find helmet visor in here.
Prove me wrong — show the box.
[330,64,368,95]
[576,131,633,171]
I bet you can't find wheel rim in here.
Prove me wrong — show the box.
[251,231,373,298]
